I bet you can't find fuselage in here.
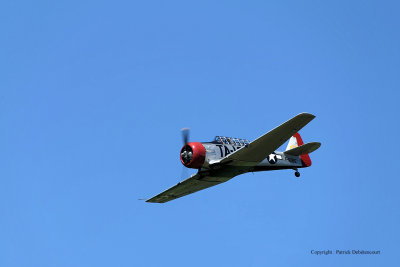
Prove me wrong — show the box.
[180,136,309,177]
[201,142,305,171]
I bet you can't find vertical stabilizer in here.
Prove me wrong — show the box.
[286,133,312,167]
[286,135,299,151]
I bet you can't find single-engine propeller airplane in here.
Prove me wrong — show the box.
[147,113,321,203]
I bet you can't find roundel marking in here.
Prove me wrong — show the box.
[268,153,278,164]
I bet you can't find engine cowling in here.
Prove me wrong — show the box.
[180,142,206,169]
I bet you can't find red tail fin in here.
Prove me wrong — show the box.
[292,133,312,167]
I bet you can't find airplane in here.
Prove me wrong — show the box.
[147,113,321,203]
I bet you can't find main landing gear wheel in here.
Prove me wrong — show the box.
[295,171,300,177]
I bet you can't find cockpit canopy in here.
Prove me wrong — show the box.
[214,136,250,146]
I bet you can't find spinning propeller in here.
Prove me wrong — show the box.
[180,128,192,164]
[181,127,190,146]
[180,127,191,179]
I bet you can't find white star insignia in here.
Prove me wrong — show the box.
[269,154,276,162]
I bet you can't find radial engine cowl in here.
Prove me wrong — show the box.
[180,142,206,169]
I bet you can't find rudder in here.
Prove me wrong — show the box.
[285,133,312,167]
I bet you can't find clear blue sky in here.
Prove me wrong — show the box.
[1,1,399,266]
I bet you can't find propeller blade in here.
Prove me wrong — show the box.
[181,127,190,145]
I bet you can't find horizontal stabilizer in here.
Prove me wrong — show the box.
[284,142,321,156]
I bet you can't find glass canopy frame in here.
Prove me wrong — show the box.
[214,136,250,146]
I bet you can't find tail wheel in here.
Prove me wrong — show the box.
[295,171,300,178]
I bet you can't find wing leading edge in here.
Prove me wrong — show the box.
[146,171,236,203]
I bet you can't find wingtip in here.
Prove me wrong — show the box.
[298,112,316,119]
[145,196,168,203]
